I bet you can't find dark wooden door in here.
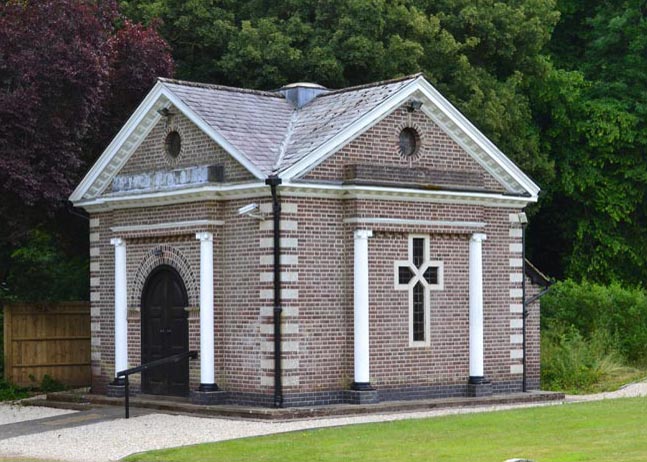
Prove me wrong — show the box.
[141,266,189,396]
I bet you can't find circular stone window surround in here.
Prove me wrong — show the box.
[395,122,424,161]
[162,125,186,167]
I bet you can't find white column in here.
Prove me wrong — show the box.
[110,238,128,381]
[196,232,216,390]
[469,233,487,382]
[352,229,373,389]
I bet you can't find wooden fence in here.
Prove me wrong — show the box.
[3,302,91,387]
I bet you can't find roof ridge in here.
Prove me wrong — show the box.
[319,73,424,97]
[158,77,284,98]
[273,109,300,173]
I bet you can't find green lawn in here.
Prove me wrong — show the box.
[125,398,647,462]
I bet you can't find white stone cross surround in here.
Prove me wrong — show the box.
[468,233,487,383]
[196,231,217,391]
[352,229,373,390]
[110,237,128,384]
[394,235,444,348]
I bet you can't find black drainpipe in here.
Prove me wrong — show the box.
[266,176,283,408]
[521,217,527,392]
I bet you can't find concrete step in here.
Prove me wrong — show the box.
[21,398,94,412]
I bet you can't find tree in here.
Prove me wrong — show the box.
[0,0,173,297]
[528,0,647,284]
[121,0,558,184]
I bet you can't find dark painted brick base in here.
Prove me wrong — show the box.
[106,384,126,398]
[106,380,540,408]
[346,389,380,404]
[467,382,493,397]
[190,390,227,405]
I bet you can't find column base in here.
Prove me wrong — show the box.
[198,383,219,392]
[346,389,379,405]
[190,389,226,405]
[351,381,374,391]
[106,383,126,398]
[467,378,492,397]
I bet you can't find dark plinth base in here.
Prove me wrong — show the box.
[191,390,227,405]
[351,381,374,391]
[345,389,379,405]
[467,378,493,397]
[106,383,126,398]
[198,383,219,392]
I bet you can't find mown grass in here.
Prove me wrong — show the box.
[125,397,647,462]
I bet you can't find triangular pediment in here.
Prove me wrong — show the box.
[71,75,539,205]
[278,77,538,198]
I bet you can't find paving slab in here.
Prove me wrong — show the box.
[0,406,150,441]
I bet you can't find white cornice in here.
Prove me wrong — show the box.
[344,217,486,228]
[111,219,224,234]
[69,83,265,203]
[73,180,535,212]
[70,83,167,202]
[416,79,540,197]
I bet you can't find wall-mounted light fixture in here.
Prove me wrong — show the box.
[157,107,174,118]
[238,203,265,220]
[406,99,424,113]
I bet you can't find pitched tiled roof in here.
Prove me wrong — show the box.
[159,75,421,176]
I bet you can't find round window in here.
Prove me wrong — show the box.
[165,131,182,159]
[399,127,420,158]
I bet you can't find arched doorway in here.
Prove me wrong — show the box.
[141,265,189,396]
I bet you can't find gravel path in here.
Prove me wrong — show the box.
[566,380,647,402]
[0,402,75,426]
[0,402,559,462]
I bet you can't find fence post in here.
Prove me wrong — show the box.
[3,305,12,383]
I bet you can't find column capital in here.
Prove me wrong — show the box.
[110,237,125,247]
[195,231,213,242]
[470,233,487,243]
[354,229,373,240]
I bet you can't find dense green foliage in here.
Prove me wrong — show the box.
[2,230,88,303]
[116,0,647,286]
[121,0,557,186]
[0,1,174,303]
[541,280,647,391]
[529,0,647,283]
[2,2,647,304]
[127,398,647,462]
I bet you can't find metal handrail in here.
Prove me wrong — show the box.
[116,350,197,418]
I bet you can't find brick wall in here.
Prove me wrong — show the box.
[303,104,506,194]
[119,108,254,183]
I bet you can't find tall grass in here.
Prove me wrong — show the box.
[541,280,647,392]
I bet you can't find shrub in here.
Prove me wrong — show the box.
[541,326,627,392]
[0,379,28,401]
[542,280,647,366]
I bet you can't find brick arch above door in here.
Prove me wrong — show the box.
[128,245,199,311]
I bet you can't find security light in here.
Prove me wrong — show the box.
[406,99,424,112]
[157,107,173,118]
[238,203,265,220]
[517,212,528,225]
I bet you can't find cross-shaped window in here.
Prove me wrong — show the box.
[394,235,444,346]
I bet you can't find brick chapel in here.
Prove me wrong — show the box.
[70,74,548,407]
